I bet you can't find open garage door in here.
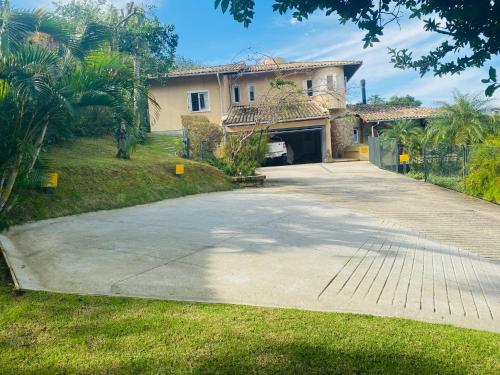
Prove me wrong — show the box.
[268,126,325,165]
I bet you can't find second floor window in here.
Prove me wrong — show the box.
[232,85,241,104]
[248,84,256,102]
[188,91,209,112]
[305,79,313,96]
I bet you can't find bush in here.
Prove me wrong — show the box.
[465,137,500,203]
[217,132,268,176]
[182,115,223,160]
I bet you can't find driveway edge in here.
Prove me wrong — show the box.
[0,235,21,290]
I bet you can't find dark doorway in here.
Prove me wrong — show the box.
[269,127,324,165]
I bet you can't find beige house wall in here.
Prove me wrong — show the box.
[149,75,224,132]
[227,67,346,109]
[149,66,347,133]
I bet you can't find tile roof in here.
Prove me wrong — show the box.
[165,60,362,79]
[167,62,246,78]
[245,60,363,73]
[223,100,329,126]
[346,104,441,122]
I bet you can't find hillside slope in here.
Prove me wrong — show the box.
[8,136,234,224]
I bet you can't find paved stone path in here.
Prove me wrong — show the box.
[1,162,499,332]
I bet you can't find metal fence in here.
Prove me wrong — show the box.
[368,136,399,173]
[368,136,500,194]
[423,145,467,192]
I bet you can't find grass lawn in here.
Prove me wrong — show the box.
[0,257,499,374]
[427,174,465,193]
[7,136,234,224]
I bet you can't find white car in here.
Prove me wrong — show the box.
[266,136,288,164]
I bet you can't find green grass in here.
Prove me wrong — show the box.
[8,136,234,224]
[0,256,498,374]
[427,174,465,192]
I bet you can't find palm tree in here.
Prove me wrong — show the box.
[380,119,424,146]
[0,2,150,219]
[379,119,425,162]
[426,91,493,147]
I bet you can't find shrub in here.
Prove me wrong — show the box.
[182,115,223,160]
[465,136,500,203]
[217,132,268,176]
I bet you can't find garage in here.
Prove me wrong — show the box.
[223,101,332,164]
[268,126,325,165]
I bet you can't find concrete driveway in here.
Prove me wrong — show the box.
[2,162,500,332]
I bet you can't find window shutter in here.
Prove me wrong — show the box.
[326,75,334,91]
[335,74,343,90]
[316,76,326,93]
[302,80,308,96]
[199,93,205,110]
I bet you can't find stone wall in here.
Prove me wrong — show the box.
[330,116,361,158]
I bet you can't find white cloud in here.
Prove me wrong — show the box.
[289,18,299,25]
[273,18,499,105]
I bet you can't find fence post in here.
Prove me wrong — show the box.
[183,131,190,159]
[462,145,467,190]
[378,138,382,168]
[423,146,427,182]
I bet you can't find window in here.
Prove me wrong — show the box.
[306,79,313,96]
[353,128,360,144]
[188,91,209,112]
[326,75,336,91]
[248,84,256,102]
[232,85,241,103]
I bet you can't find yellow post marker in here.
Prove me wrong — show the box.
[175,164,185,175]
[399,154,410,174]
[41,172,58,194]
[399,154,410,163]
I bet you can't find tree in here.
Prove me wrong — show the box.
[367,94,386,105]
[380,119,424,163]
[0,2,147,220]
[425,91,494,147]
[174,56,204,70]
[386,95,422,107]
[53,0,178,155]
[367,94,422,106]
[215,0,500,96]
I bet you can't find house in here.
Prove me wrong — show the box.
[149,59,362,163]
[330,104,442,160]
[148,58,440,163]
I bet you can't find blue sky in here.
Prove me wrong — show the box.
[18,0,500,106]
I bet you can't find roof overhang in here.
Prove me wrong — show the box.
[343,62,363,82]
[345,104,441,123]
[149,60,363,81]
[224,115,329,127]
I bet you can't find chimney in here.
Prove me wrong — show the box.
[361,79,366,104]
